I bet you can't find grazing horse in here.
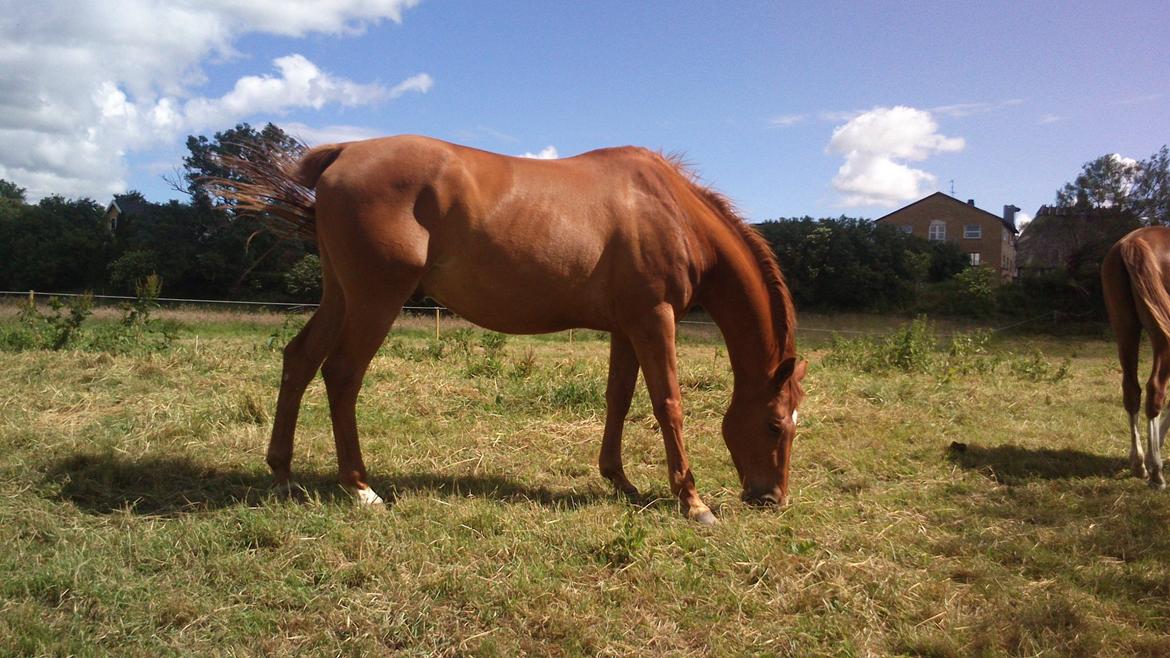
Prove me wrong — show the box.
[218,135,806,523]
[1102,226,1170,489]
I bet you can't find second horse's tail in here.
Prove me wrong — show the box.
[1119,232,1170,341]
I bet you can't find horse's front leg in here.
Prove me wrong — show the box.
[626,305,716,525]
[599,332,640,497]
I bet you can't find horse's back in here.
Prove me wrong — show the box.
[312,136,705,333]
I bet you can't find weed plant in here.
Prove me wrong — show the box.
[1,276,178,354]
[825,315,1071,383]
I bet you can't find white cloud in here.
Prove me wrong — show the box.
[1038,114,1062,125]
[1015,211,1033,231]
[1111,153,1139,168]
[826,106,965,207]
[282,122,383,145]
[181,55,424,129]
[0,0,424,200]
[929,99,1023,118]
[389,73,435,98]
[769,114,807,128]
[522,145,559,159]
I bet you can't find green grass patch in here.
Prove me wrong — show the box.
[1,313,1167,655]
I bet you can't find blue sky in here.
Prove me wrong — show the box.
[2,1,1167,227]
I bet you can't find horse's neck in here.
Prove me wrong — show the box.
[697,251,785,391]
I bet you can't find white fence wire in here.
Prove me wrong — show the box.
[0,289,1077,339]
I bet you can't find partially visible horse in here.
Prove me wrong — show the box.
[216,135,807,523]
[1102,226,1170,488]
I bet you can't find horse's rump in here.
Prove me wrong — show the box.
[1114,229,1170,341]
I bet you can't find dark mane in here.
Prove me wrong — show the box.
[660,153,798,357]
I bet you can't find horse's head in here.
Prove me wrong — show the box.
[722,356,807,507]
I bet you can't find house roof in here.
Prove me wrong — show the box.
[875,191,1019,235]
[1016,204,1139,271]
[105,193,151,218]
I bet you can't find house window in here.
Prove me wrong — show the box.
[969,252,981,266]
[964,224,981,239]
[928,220,946,241]
[899,225,912,234]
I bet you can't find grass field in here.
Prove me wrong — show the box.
[2,308,1169,656]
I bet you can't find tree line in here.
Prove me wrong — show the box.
[0,124,319,302]
[0,123,1164,320]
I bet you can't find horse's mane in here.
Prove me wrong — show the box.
[660,153,797,357]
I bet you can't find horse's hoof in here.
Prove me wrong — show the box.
[347,486,385,505]
[270,479,305,501]
[1149,478,1167,491]
[602,471,640,499]
[688,507,718,526]
[1133,465,1149,479]
[615,483,640,500]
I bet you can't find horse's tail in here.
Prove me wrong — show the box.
[1118,232,1170,341]
[293,143,346,190]
[203,140,349,243]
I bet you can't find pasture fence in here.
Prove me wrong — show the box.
[0,289,1083,341]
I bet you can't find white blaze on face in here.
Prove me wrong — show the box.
[792,411,800,426]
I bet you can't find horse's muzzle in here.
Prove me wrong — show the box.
[741,488,788,507]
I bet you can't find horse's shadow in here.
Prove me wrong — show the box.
[45,452,626,517]
[946,441,1128,484]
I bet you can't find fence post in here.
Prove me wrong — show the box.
[434,308,441,340]
[28,290,34,307]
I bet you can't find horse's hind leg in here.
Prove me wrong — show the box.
[320,280,419,504]
[1117,325,1145,478]
[599,332,640,497]
[267,291,344,487]
[1106,261,1146,479]
[1145,342,1170,489]
[625,304,715,525]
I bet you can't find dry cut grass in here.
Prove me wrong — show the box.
[1,314,1169,656]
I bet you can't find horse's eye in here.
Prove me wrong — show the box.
[767,420,782,435]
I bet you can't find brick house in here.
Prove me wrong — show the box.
[875,192,1020,278]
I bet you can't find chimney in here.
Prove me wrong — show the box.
[1004,204,1020,229]
[967,199,975,206]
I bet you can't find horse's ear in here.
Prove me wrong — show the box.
[776,358,795,384]
[773,357,808,388]
[793,358,808,382]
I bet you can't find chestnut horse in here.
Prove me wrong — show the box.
[219,135,806,523]
[1102,226,1170,489]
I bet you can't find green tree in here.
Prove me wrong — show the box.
[1133,145,1169,226]
[1056,153,1138,209]
[181,122,303,208]
[0,179,25,204]
[284,254,322,301]
[1056,145,1170,225]
[0,197,111,291]
[755,217,967,311]
[177,123,312,296]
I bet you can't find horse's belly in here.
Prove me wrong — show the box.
[419,266,615,334]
